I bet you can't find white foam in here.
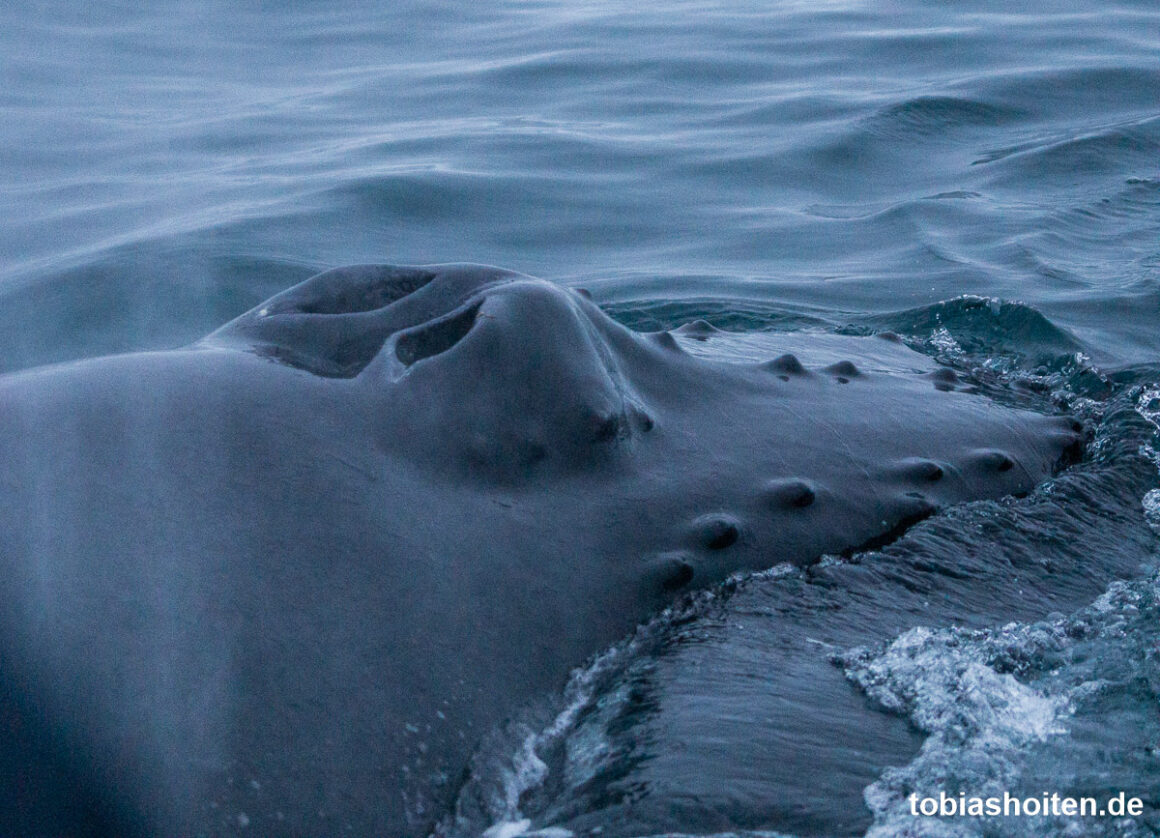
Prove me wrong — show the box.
[840,624,1070,835]
[928,325,964,359]
[1135,385,1160,534]
[1143,488,1160,536]
[482,820,574,838]
[482,819,532,838]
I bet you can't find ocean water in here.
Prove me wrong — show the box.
[2,1,1158,836]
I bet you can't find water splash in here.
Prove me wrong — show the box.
[838,565,1160,837]
[1136,385,1160,534]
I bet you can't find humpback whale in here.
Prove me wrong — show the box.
[0,264,1081,836]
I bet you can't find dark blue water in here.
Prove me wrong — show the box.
[2,1,1158,836]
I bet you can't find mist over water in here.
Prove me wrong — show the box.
[2,0,1158,835]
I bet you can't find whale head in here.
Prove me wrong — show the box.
[0,262,1085,838]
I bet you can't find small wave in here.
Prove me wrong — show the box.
[977,66,1160,123]
[855,295,1082,367]
[1135,384,1160,535]
[440,586,731,837]
[328,170,521,223]
[443,570,804,838]
[973,115,1160,179]
[602,298,827,333]
[863,96,1026,140]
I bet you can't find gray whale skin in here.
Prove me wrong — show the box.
[0,264,1081,836]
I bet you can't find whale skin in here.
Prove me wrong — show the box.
[0,264,1082,836]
